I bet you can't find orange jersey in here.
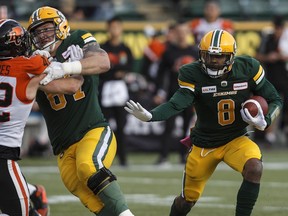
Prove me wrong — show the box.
[0,55,49,148]
[144,38,167,62]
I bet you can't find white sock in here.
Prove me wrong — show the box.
[119,209,134,216]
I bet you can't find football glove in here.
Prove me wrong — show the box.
[62,44,83,62]
[124,100,152,122]
[40,62,66,85]
[240,100,267,131]
[32,50,53,62]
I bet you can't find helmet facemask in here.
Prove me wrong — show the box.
[30,22,58,51]
[199,50,235,78]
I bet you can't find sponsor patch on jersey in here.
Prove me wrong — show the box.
[233,82,248,90]
[202,86,217,93]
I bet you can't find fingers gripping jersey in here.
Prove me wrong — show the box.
[0,55,49,148]
[176,55,282,148]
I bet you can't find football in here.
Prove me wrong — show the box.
[243,95,268,117]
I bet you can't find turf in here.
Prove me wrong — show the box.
[19,149,288,216]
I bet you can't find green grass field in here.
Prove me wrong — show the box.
[19,149,288,216]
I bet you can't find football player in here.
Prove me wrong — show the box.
[125,29,283,216]
[27,6,134,216]
[0,18,83,216]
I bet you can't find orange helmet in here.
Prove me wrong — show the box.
[0,19,31,59]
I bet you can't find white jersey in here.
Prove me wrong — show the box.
[0,55,48,149]
[0,76,34,148]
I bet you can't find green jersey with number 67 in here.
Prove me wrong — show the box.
[36,30,108,155]
[150,56,282,148]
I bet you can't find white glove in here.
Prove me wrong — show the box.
[240,100,267,131]
[62,44,83,62]
[124,100,152,122]
[32,50,53,62]
[40,62,66,85]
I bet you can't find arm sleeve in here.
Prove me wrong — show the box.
[150,87,195,121]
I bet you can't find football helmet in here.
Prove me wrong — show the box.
[28,6,70,50]
[199,29,236,78]
[0,19,31,59]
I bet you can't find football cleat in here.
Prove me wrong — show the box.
[30,185,49,216]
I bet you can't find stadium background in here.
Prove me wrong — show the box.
[13,0,288,152]
[1,0,286,215]
[20,21,272,152]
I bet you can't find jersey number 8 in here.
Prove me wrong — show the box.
[217,99,235,126]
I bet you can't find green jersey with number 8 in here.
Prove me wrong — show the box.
[150,55,282,148]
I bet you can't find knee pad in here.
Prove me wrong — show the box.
[173,196,195,215]
[87,167,117,195]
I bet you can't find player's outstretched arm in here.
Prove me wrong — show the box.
[124,100,152,122]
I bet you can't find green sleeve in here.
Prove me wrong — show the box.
[150,88,195,121]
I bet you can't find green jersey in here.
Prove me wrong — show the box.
[37,30,108,155]
[150,56,282,148]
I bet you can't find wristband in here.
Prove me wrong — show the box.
[62,61,82,74]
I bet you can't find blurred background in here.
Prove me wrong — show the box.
[1,0,287,215]
[2,0,288,21]
[1,0,286,163]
